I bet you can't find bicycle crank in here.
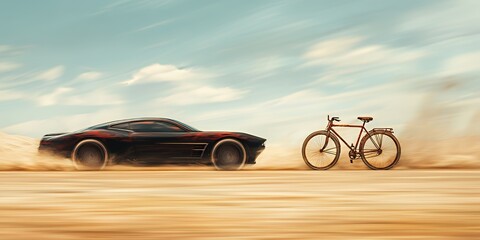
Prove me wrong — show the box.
[348,149,356,163]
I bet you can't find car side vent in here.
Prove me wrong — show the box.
[191,144,207,158]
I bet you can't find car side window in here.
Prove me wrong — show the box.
[130,121,184,132]
[111,123,130,130]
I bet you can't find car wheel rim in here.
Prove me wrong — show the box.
[73,140,108,170]
[212,140,246,170]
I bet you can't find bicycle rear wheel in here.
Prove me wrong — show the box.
[360,130,401,170]
[302,130,340,170]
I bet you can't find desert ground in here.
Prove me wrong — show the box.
[0,129,479,239]
[0,170,479,239]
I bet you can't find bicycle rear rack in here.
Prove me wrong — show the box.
[373,128,394,133]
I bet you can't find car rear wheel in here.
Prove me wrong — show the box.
[72,139,108,170]
[212,139,246,170]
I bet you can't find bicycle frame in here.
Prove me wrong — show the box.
[303,116,401,170]
[323,119,379,154]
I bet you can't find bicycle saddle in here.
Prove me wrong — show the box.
[358,116,373,122]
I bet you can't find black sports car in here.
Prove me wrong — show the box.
[39,118,266,170]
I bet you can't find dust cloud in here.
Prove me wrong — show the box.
[0,132,73,170]
[398,79,480,169]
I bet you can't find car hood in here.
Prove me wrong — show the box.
[198,131,266,143]
[41,132,69,140]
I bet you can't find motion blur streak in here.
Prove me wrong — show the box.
[1,0,479,238]
[0,171,479,239]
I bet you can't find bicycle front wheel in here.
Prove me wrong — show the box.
[360,130,401,170]
[302,130,340,170]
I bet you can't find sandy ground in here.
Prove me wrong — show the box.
[1,106,479,240]
[0,170,479,239]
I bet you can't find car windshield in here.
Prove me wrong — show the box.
[84,120,119,130]
[83,119,201,132]
[171,120,200,132]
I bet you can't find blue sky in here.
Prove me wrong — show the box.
[0,0,479,145]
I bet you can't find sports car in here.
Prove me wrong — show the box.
[38,118,266,170]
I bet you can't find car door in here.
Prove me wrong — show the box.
[129,120,196,163]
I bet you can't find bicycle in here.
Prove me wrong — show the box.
[302,115,401,170]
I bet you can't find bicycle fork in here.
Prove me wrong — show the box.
[320,121,334,153]
[319,132,330,152]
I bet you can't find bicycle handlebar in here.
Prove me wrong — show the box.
[327,115,341,122]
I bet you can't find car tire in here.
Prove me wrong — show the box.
[72,139,109,171]
[211,139,246,171]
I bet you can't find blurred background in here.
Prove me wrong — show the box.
[0,1,479,239]
[0,0,479,169]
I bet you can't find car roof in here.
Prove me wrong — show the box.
[89,118,176,128]
[88,118,199,131]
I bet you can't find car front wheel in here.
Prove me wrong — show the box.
[211,139,246,170]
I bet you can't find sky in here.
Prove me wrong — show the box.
[0,0,479,146]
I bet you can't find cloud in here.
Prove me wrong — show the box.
[35,87,123,106]
[64,90,124,106]
[91,0,133,15]
[92,0,170,15]
[2,108,127,137]
[134,20,172,32]
[125,63,245,105]
[124,63,207,85]
[0,90,24,102]
[0,44,25,55]
[399,0,480,43]
[0,44,28,55]
[36,65,64,81]
[76,71,103,81]
[0,61,21,72]
[444,52,480,75]
[302,35,426,88]
[304,36,425,68]
[246,56,290,78]
[264,90,321,107]
[304,36,364,60]
[36,87,72,106]
[158,86,247,105]
[0,45,13,53]
[126,63,248,105]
